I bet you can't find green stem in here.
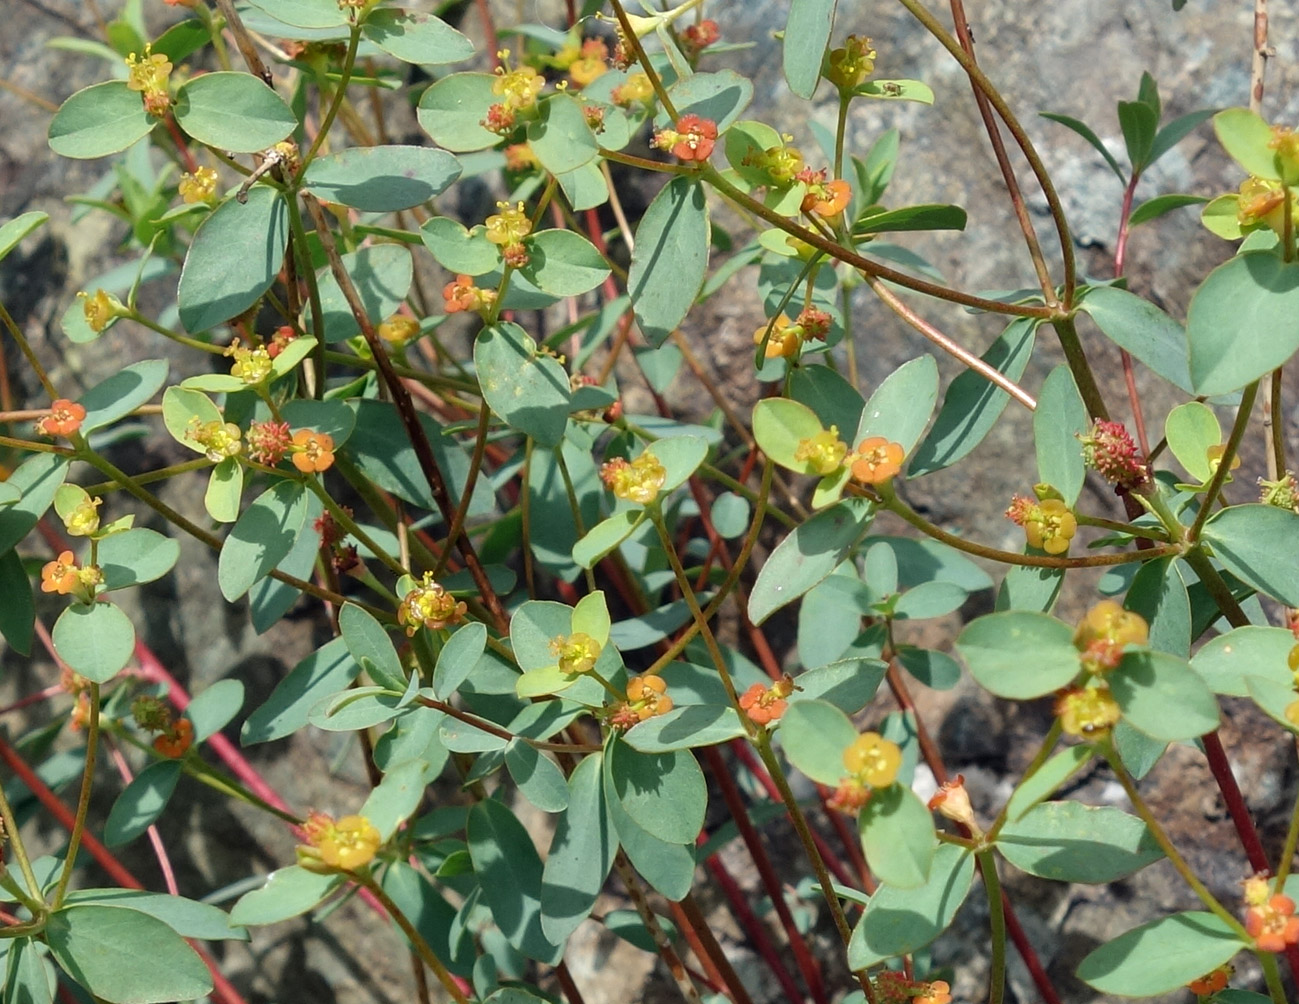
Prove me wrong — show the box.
[976,850,1007,1004]
[1188,380,1259,542]
[1048,315,1109,421]
[753,731,875,1002]
[877,483,1179,569]
[1275,776,1299,887]
[1260,948,1289,1004]
[83,458,212,496]
[125,310,223,355]
[301,476,407,578]
[299,26,361,176]
[0,780,47,920]
[432,403,491,580]
[554,444,597,593]
[284,193,328,394]
[1181,549,1251,629]
[51,683,100,909]
[984,721,1063,844]
[1101,741,1247,937]
[358,873,473,1004]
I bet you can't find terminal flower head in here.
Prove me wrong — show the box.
[1074,600,1149,673]
[178,166,219,205]
[1236,176,1289,232]
[600,451,667,505]
[568,38,609,87]
[850,437,904,485]
[36,399,86,438]
[491,53,545,111]
[739,675,797,726]
[652,114,717,162]
[755,314,803,359]
[442,274,496,315]
[794,426,849,475]
[79,289,126,333]
[486,201,532,245]
[1245,891,1299,952]
[247,420,291,465]
[126,46,172,116]
[300,812,382,871]
[797,168,851,217]
[377,314,420,345]
[796,306,833,342]
[188,419,242,463]
[1006,495,1076,555]
[550,632,601,675]
[1078,419,1148,490]
[291,429,335,473]
[154,718,194,758]
[227,340,274,386]
[827,35,876,91]
[842,731,902,788]
[64,496,103,537]
[397,572,467,635]
[1055,685,1120,738]
[608,674,673,728]
[1186,964,1232,996]
[41,551,81,595]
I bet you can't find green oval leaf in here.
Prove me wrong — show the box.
[1110,650,1220,741]
[1076,911,1243,996]
[174,72,296,152]
[753,398,832,474]
[505,739,570,813]
[419,216,501,276]
[607,739,706,845]
[48,81,154,159]
[186,678,246,742]
[97,528,180,591]
[45,905,212,1004]
[1188,251,1299,396]
[956,611,1079,699]
[602,750,696,901]
[628,177,710,347]
[218,480,310,601]
[750,498,875,624]
[997,801,1163,883]
[416,73,501,153]
[1080,285,1193,393]
[660,70,754,131]
[104,760,182,847]
[0,211,49,262]
[79,359,169,435]
[230,866,343,926]
[623,705,746,753]
[178,186,288,333]
[573,510,643,569]
[1202,504,1299,606]
[541,754,617,943]
[1005,745,1094,822]
[467,798,563,963]
[1165,401,1220,482]
[859,784,937,889]
[302,145,461,211]
[783,0,836,98]
[854,354,939,458]
[0,453,68,555]
[339,602,405,692]
[1034,364,1089,504]
[62,889,245,941]
[475,321,572,447]
[432,622,488,699]
[1213,107,1280,179]
[362,8,474,65]
[779,698,856,785]
[847,843,975,967]
[1191,625,1295,697]
[52,601,136,683]
[518,229,609,297]
[527,94,598,175]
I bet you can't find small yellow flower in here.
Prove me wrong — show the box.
[1074,600,1148,673]
[300,812,382,871]
[826,35,876,91]
[125,46,172,116]
[377,314,420,345]
[842,732,902,788]
[491,56,545,111]
[65,496,103,537]
[397,572,468,636]
[80,289,125,333]
[1014,497,1077,555]
[227,341,274,386]
[188,419,243,463]
[754,314,802,359]
[600,452,667,505]
[550,632,601,675]
[485,201,533,246]
[1055,686,1121,738]
[793,427,849,475]
[611,72,654,106]
[178,166,219,205]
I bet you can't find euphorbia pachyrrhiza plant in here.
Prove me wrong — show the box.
[0,0,1298,1002]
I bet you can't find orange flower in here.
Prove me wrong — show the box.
[851,437,904,484]
[914,981,952,1004]
[609,675,673,728]
[1074,600,1149,673]
[1187,964,1232,996]
[153,718,194,758]
[1246,893,1299,952]
[41,551,80,594]
[739,675,796,726]
[653,115,717,162]
[291,429,335,473]
[754,314,803,360]
[798,168,852,216]
[36,399,86,438]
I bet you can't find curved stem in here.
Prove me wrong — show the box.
[298,26,360,176]
[357,873,472,1004]
[51,682,100,909]
[1188,380,1259,542]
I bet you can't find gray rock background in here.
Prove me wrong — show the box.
[3,1,1299,1002]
